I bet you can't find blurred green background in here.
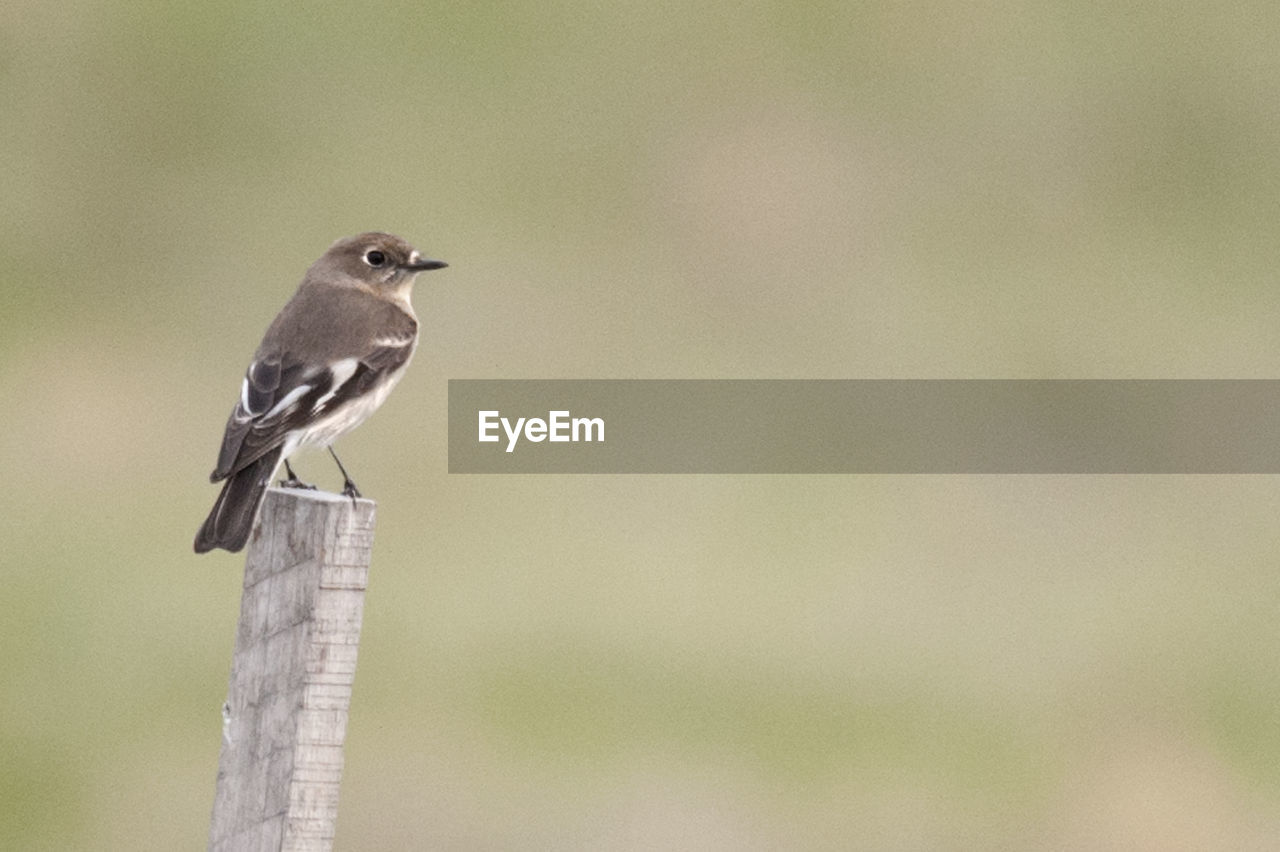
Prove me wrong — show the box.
[5,1,1280,848]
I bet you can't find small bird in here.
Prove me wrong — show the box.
[194,232,447,554]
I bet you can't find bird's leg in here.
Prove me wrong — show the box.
[328,446,362,504]
[279,459,316,490]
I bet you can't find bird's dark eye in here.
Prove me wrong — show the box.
[363,249,387,267]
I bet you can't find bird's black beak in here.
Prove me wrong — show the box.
[402,256,448,271]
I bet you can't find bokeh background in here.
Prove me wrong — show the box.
[5,2,1280,848]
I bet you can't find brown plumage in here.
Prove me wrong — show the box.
[195,232,447,554]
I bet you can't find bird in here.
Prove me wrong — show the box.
[194,232,447,554]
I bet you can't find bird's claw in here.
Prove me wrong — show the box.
[280,477,317,490]
[280,460,316,490]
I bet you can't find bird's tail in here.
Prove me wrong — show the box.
[194,447,284,554]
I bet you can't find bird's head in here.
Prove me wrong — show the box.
[316,232,448,293]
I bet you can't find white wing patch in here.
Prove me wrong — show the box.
[310,357,360,413]
[264,383,312,419]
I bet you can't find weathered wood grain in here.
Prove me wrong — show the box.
[208,487,376,852]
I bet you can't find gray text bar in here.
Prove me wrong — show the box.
[447,380,1280,473]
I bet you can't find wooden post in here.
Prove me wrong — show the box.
[208,487,376,852]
